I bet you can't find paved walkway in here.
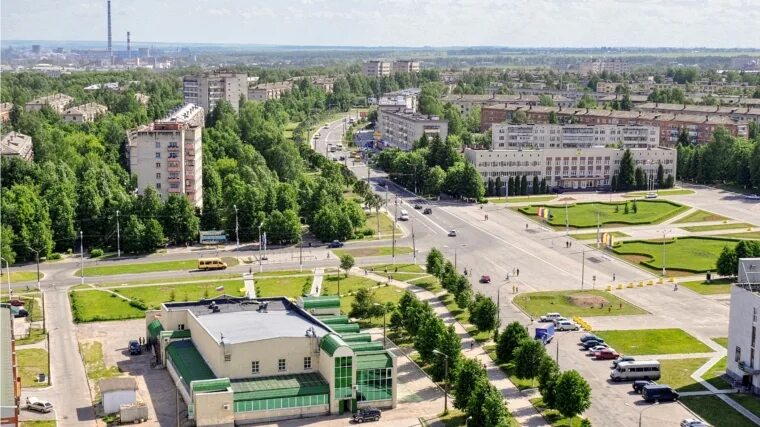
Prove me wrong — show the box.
[310,268,324,296]
[357,269,549,427]
[691,356,760,425]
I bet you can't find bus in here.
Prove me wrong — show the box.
[610,360,661,382]
[198,258,228,271]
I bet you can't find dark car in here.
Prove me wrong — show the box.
[580,334,602,343]
[9,299,25,307]
[129,340,142,355]
[414,204,423,209]
[378,181,387,187]
[582,339,605,349]
[642,384,679,402]
[327,240,344,248]
[353,407,381,423]
[633,380,656,394]
[423,208,432,214]
[480,275,491,284]
[14,308,29,318]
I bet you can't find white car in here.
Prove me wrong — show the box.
[26,397,53,413]
[681,419,711,427]
[646,192,658,199]
[552,316,569,326]
[744,194,760,201]
[556,320,580,331]
[539,312,563,322]
[587,345,610,354]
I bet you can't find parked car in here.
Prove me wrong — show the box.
[448,229,457,237]
[378,181,386,187]
[327,240,344,248]
[535,324,555,344]
[129,340,142,355]
[480,275,491,284]
[13,308,29,318]
[587,344,610,354]
[353,407,382,423]
[582,339,606,349]
[423,208,432,215]
[552,316,569,326]
[633,380,657,394]
[26,397,53,413]
[555,320,580,331]
[612,356,636,369]
[579,334,602,343]
[646,192,658,199]
[594,349,620,360]
[641,384,679,402]
[539,312,563,322]
[323,124,329,129]
[681,419,711,427]
[744,194,760,200]
[9,299,24,307]
[413,204,423,209]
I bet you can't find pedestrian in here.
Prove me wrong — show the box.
[525,223,528,229]
[674,283,678,291]
[515,285,518,293]
[249,267,252,274]
[516,268,520,277]
[470,342,474,350]
[327,252,330,259]
[364,269,368,276]
[512,285,515,293]
[395,266,398,273]
[551,240,554,248]
[570,242,572,248]
[612,273,616,281]
[506,273,510,281]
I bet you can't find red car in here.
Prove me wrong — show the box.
[480,275,491,284]
[9,299,24,307]
[595,349,620,360]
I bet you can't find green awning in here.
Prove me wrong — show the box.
[166,340,215,384]
[320,334,349,356]
[301,296,340,309]
[340,333,372,343]
[192,378,230,393]
[148,319,164,339]
[316,315,349,325]
[356,352,393,370]
[349,342,384,352]
[231,373,329,400]
[329,323,360,334]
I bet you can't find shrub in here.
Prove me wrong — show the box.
[90,248,104,258]
[128,300,148,310]
[48,252,62,260]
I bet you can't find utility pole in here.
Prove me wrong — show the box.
[392,196,398,265]
[662,230,667,277]
[80,230,84,285]
[234,204,239,251]
[116,210,121,258]
[258,222,263,273]
[581,249,585,290]
[411,219,417,265]
[565,201,569,236]
[299,226,304,273]
[433,349,449,414]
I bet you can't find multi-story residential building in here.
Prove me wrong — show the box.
[376,88,421,113]
[443,94,575,116]
[0,102,13,123]
[492,123,659,150]
[377,107,448,150]
[464,145,676,191]
[145,295,397,425]
[727,258,760,395]
[480,104,748,146]
[596,80,757,96]
[0,132,34,161]
[24,93,73,113]
[1,305,20,426]
[127,104,204,208]
[182,72,248,113]
[579,58,630,75]
[634,102,760,125]
[248,82,294,101]
[392,60,420,74]
[62,102,108,123]
[362,60,391,78]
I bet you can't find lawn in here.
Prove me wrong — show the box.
[117,279,246,308]
[254,276,311,298]
[718,231,760,240]
[441,293,492,342]
[513,290,647,318]
[681,395,757,427]
[5,271,42,282]
[611,236,739,274]
[70,290,145,322]
[731,394,760,420]
[362,263,440,290]
[625,189,695,197]
[529,397,587,427]
[333,246,413,258]
[519,200,687,228]
[79,341,120,398]
[680,278,732,295]
[674,209,729,224]
[713,337,729,348]
[682,223,751,232]
[320,274,402,327]
[79,257,239,276]
[489,195,557,204]
[702,356,732,389]
[17,348,48,387]
[571,231,629,241]
[21,422,57,427]
[658,358,709,392]
[15,327,47,345]
[363,212,398,238]
[595,329,712,355]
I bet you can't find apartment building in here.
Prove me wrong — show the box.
[1,305,20,426]
[377,107,448,150]
[0,103,13,123]
[480,104,748,146]
[248,82,294,101]
[127,104,204,208]
[392,60,420,74]
[464,145,676,191]
[443,94,575,116]
[376,88,421,113]
[634,102,760,125]
[62,102,108,123]
[727,258,760,395]
[145,295,397,425]
[363,60,392,78]
[182,72,248,113]
[24,93,73,113]
[0,132,34,161]
[492,123,659,150]
[596,80,757,96]
[579,58,630,75]
[293,76,336,94]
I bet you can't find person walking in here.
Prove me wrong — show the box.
[612,273,616,281]
[516,268,520,277]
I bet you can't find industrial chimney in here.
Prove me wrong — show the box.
[127,31,131,52]
[107,1,112,53]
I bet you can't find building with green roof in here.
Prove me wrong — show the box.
[1,305,20,425]
[146,295,396,426]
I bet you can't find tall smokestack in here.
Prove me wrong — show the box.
[107,1,112,53]
[127,31,131,52]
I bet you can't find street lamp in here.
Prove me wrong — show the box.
[432,349,449,414]
[26,247,41,290]
[373,303,387,349]
[234,204,239,251]
[116,209,121,258]
[625,402,658,427]
[0,257,10,297]
[257,221,264,273]
[661,229,671,277]
[79,230,84,285]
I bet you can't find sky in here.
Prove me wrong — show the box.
[2,0,759,48]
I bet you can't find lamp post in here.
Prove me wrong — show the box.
[392,196,398,265]
[175,376,185,427]
[257,221,264,272]
[116,209,121,258]
[79,230,84,285]
[27,247,41,290]
[373,303,387,349]
[432,349,449,414]
[661,229,670,277]
[234,204,239,251]
[0,257,10,297]
[625,402,658,427]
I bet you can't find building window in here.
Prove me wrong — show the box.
[224,354,231,362]
[278,358,286,372]
[156,173,161,179]
[177,324,185,330]
[155,162,161,168]
[155,141,161,148]
[155,152,161,159]
[251,361,260,374]
[356,367,393,402]
[735,346,741,362]
[304,357,312,370]
[334,356,353,399]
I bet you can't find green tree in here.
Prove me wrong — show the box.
[511,110,528,124]
[455,287,473,310]
[735,239,760,259]
[339,254,355,278]
[0,225,16,266]
[432,325,461,382]
[467,378,510,427]
[141,218,165,252]
[520,175,528,196]
[554,370,592,418]
[539,95,555,107]
[634,167,645,190]
[414,314,445,363]
[678,128,691,146]
[201,165,224,230]
[618,149,635,190]
[469,293,499,332]
[657,163,665,188]
[162,195,200,244]
[513,339,546,381]
[424,166,446,196]
[426,248,445,276]
[349,287,377,318]
[496,321,530,363]
[2,184,54,261]
[507,176,515,196]
[537,355,560,409]
[532,175,540,194]
[716,245,738,277]
[122,215,145,254]
[453,358,487,410]
[548,111,559,124]
[264,210,301,244]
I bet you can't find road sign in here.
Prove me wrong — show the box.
[200,230,227,245]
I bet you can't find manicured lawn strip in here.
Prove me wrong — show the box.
[254,276,311,298]
[529,397,587,427]
[674,209,730,224]
[625,189,695,197]
[79,256,239,277]
[333,246,413,258]
[682,223,752,232]
[79,341,120,399]
[658,358,709,392]
[118,280,245,308]
[681,395,757,427]
[22,421,57,427]
[434,408,469,427]
[17,348,48,387]
[253,270,310,277]
[6,271,42,282]
[713,337,729,348]
[70,290,145,322]
[571,231,629,240]
[719,232,760,240]
[703,356,732,389]
[519,200,686,228]
[408,276,443,293]
[490,195,557,204]
[91,273,242,287]
[365,263,426,274]
[513,290,647,318]
[440,293,491,342]
[484,345,535,390]
[15,327,47,345]
[321,274,403,328]
[680,278,732,295]
[595,329,712,355]
[730,394,760,420]
[364,212,398,238]
[612,237,739,273]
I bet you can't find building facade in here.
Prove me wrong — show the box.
[62,102,108,123]
[24,93,73,113]
[0,102,13,123]
[579,58,630,75]
[492,123,659,150]
[183,72,248,113]
[127,104,204,208]
[634,102,760,125]
[1,305,20,426]
[377,108,449,150]
[0,132,34,161]
[443,94,575,116]
[145,295,397,426]
[727,258,760,395]
[248,82,294,101]
[363,61,391,78]
[391,60,420,74]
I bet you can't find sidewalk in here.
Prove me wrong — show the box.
[358,269,548,427]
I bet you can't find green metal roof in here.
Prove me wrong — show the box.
[171,329,191,339]
[316,315,349,325]
[1,306,15,408]
[301,295,341,309]
[340,333,372,343]
[320,334,349,356]
[192,378,231,393]
[329,323,360,334]
[166,340,215,384]
[231,373,329,401]
[349,342,384,352]
[356,352,393,370]
[147,319,164,339]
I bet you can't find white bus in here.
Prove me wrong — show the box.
[610,360,661,382]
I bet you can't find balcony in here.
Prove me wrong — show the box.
[167,165,181,172]
[168,187,181,194]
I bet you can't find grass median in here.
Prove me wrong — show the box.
[513,290,647,318]
[682,223,751,232]
[333,246,413,258]
[320,273,403,328]
[680,278,732,295]
[611,236,739,274]
[625,189,695,197]
[17,348,49,387]
[489,195,557,204]
[78,257,239,277]
[595,328,712,355]
[681,395,757,427]
[519,200,687,228]
[674,209,729,224]
[529,397,587,427]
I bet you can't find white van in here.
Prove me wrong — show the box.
[610,360,661,382]
[336,143,344,151]
[399,209,409,221]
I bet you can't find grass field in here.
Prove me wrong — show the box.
[595,329,712,355]
[489,195,557,204]
[529,397,587,427]
[658,358,709,392]
[362,263,440,290]
[612,237,739,274]
[681,395,757,427]
[363,212,398,238]
[513,290,647,318]
[680,278,732,295]
[70,290,145,322]
[682,223,751,232]
[717,231,760,240]
[571,231,629,240]
[15,327,47,345]
[5,271,42,282]
[731,394,760,421]
[17,348,48,387]
[713,337,729,348]
[625,189,695,197]
[80,341,121,384]
[334,246,413,258]
[254,276,311,298]
[320,274,402,327]
[702,357,732,389]
[520,200,686,228]
[21,422,57,427]
[79,256,239,277]
[674,209,729,224]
